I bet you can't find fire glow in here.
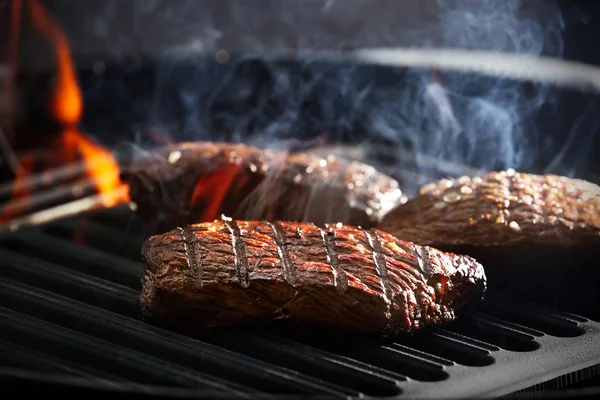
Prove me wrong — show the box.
[189,163,247,222]
[1,0,130,223]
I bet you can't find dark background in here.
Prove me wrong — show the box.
[560,0,600,66]
[1,0,599,184]
[21,0,600,65]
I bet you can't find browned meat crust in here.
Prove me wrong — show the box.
[140,219,486,337]
[123,142,405,233]
[376,171,600,314]
[377,170,600,248]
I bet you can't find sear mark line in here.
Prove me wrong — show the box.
[318,224,348,294]
[180,226,204,288]
[412,244,433,276]
[365,229,392,307]
[224,220,250,288]
[267,221,296,286]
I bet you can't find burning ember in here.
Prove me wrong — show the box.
[1,0,130,225]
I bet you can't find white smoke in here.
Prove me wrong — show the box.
[44,0,593,185]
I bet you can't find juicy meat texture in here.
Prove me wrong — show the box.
[122,142,405,233]
[377,170,600,248]
[140,219,487,336]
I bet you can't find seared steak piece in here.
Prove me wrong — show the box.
[141,219,487,336]
[377,170,600,312]
[377,170,600,248]
[122,142,405,233]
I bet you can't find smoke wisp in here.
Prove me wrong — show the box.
[42,0,600,187]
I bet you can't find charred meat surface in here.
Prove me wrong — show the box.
[377,170,600,248]
[140,219,487,336]
[376,171,600,312]
[123,142,405,233]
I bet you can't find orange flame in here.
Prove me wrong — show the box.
[62,128,129,207]
[27,0,82,126]
[189,164,246,221]
[1,0,129,223]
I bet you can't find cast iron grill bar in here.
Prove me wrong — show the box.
[0,225,528,379]
[483,303,587,338]
[0,161,86,200]
[0,369,282,399]
[0,247,142,317]
[399,332,495,367]
[474,314,545,337]
[0,339,125,381]
[45,218,145,259]
[5,232,144,288]
[0,181,98,218]
[1,206,600,397]
[198,329,410,387]
[446,316,541,353]
[0,278,363,396]
[312,343,450,382]
[0,307,255,393]
[435,329,501,352]
[0,226,409,396]
[0,247,401,397]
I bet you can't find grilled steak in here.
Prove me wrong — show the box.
[123,142,405,233]
[140,219,487,336]
[377,170,600,311]
[377,170,600,248]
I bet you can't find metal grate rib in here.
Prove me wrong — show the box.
[0,206,599,398]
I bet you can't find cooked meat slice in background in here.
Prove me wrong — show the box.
[377,170,600,248]
[376,170,600,314]
[122,142,405,233]
[140,219,487,337]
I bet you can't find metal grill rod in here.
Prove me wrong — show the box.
[0,186,131,234]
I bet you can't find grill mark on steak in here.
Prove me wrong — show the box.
[123,142,406,234]
[364,229,392,311]
[177,227,191,271]
[317,224,348,294]
[413,245,432,276]
[376,171,599,310]
[267,221,296,286]
[140,220,487,336]
[377,171,600,249]
[179,226,204,288]
[224,220,250,288]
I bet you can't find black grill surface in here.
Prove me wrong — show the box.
[1,206,599,399]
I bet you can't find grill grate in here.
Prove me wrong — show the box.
[0,205,599,398]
